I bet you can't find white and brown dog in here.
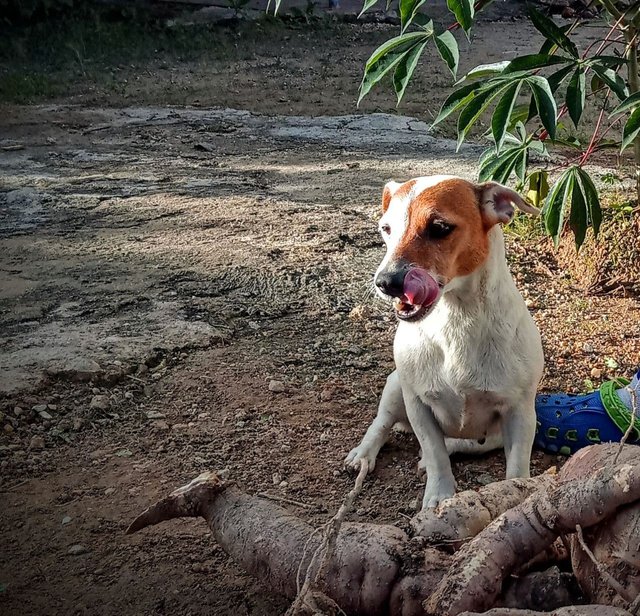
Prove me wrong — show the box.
[346,176,544,509]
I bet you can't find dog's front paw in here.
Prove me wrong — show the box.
[421,477,456,510]
[344,446,377,474]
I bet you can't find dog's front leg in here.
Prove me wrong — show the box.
[404,392,456,509]
[345,370,407,473]
[501,397,537,479]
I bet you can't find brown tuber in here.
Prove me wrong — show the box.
[129,444,640,615]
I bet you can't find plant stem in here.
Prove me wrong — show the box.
[625,26,640,203]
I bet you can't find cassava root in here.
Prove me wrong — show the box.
[128,444,640,616]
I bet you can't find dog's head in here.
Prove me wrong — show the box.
[374,175,538,322]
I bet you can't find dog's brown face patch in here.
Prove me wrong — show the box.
[392,178,494,283]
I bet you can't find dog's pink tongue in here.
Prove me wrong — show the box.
[403,269,439,306]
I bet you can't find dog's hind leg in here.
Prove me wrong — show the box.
[345,370,406,473]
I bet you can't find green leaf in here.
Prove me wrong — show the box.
[457,61,509,84]
[432,81,479,125]
[591,65,629,101]
[527,76,558,139]
[434,28,459,78]
[399,0,427,31]
[527,170,550,208]
[587,55,628,69]
[621,106,640,152]
[544,168,575,245]
[611,91,640,115]
[492,81,522,153]
[514,150,528,184]
[456,84,508,148]
[505,54,570,73]
[576,167,602,237]
[528,5,578,58]
[393,41,429,104]
[359,0,379,15]
[548,64,575,92]
[478,145,523,183]
[359,32,431,103]
[569,172,588,248]
[447,0,474,34]
[566,67,586,126]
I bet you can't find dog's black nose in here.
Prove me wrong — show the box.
[375,268,406,297]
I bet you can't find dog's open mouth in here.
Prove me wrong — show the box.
[392,268,440,321]
[393,297,429,321]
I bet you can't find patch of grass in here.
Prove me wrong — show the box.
[0,71,58,103]
[504,211,546,242]
[0,9,308,103]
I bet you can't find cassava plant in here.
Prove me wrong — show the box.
[358,0,640,249]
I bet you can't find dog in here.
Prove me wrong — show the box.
[345,176,544,509]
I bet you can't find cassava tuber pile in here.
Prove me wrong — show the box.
[128,443,640,615]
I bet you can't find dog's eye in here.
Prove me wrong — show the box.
[426,219,455,240]
[380,223,391,235]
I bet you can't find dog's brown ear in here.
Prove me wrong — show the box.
[382,181,401,213]
[478,182,539,226]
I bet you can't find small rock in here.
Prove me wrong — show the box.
[151,372,163,381]
[153,420,170,431]
[72,417,85,431]
[476,473,496,486]
[46,357,103,382]
[268,380,285,393]
[582,342,594,353]
[29,435,45,450]
[347,345,362,355]
[47,404,57,411]
[279,481,289,489]
[319,432,330,443]
[62,515,72,525]
[90,395,110,411]
[590,367,602,379]
[320,387,334,402]
[68,544,87,555]
[38,410,53,420]
[3,424,14,434]
[272,473,282,485]
[356,508,366,516]
[145,411,165,420]
[525,298,537,309]
[124,392,134,400]
[32,404,48,413]
[104,487,116,496]
[409,498,420,511]
[216,468,230,480]
[13,406,24,417]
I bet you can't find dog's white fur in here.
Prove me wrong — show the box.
[345,175,544,509]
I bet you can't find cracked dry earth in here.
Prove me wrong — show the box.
[0,104,639,615]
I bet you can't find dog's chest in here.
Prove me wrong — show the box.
[394,315,511,437]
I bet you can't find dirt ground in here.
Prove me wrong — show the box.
[1,6,639,616]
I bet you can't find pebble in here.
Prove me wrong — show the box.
[38,410,53,420]
[3,424,14,434]
[582,342,594,353]
[272,473,282,485]
[268,380,285,393]
[29,435,45,450]
[104,487,116,496]
[13,407,24,417]
[68,544,87,555]
[320,388,334,402]
[32,404,48,413]
[279,480,288,489]
[62,516,72,525]
[124,392,134,400]
[145,411,165,420]
[90,395,110,411]
[590,367,602,379]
